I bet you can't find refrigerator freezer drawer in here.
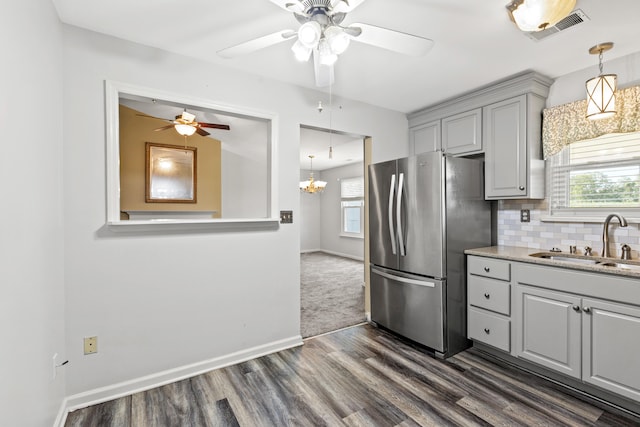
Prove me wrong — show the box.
[371,266,445,353]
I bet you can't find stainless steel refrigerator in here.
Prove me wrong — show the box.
[369,151,492,358]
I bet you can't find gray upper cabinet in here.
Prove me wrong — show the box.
[407,71,552,200]
[410,120,440,154]
[484,94,545,200]
[441,108,482,155]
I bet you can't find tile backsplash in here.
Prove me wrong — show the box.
[498,200,640,259]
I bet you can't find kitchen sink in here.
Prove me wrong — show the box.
[529,252,600,265]
[600,262,640,271]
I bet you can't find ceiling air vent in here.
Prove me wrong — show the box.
[525,9,590,41]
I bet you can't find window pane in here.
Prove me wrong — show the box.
[344,206,361,233]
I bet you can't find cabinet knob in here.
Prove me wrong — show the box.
[583,307,591,314]
[484,328,490,334]
[484,293,490,299]
[483,267,490,272]
[519,186,525,191]
[572,305,581,312]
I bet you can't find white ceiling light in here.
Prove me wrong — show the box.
[298,21,322,48]
[324,25,351,54]
[291,39,313,61]
[174,123,197,136]
[586,42,617,120]
[506,0,576,32]
[318,39,338,66]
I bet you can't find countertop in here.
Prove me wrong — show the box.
[465,246,640,279]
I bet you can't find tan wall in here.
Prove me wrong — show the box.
[119,105,221,218]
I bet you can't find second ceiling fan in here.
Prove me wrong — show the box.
[217,0,434,87]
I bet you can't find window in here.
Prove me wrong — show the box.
[340,176,364,237]
[547,132,640,220]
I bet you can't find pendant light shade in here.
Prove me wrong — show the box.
[175,124,197,136]
[586,42,617,121]
[506,0,576,32]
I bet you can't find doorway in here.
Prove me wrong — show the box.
[299,126,370,338]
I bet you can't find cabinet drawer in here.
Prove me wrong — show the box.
[468,256,510,281]
[468,308,510,352]
[469,276,510,315]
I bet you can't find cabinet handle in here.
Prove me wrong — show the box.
[519,186,525,191]
[583,307,591,314]
[572,305,581,312]
[483,267,490,273]
[484,293,490,299]
[484,328,490,334]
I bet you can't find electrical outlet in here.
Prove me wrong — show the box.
[52,353,58,380]
[84,336,98,355]
[520,209,531,223]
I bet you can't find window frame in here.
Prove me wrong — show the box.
[339,176,365,238]
[543,132,640,223]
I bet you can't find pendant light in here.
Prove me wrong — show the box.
[300,155,327,193]
[586,42,617,120]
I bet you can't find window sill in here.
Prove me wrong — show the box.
[339,233,364,239]
[540,215,640,224]
[107,218,280,232]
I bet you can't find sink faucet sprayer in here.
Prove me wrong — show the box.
[601,213,628,257]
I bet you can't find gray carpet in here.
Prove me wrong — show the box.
[300,252,366,338]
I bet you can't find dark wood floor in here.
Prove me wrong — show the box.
[65,324,640,426]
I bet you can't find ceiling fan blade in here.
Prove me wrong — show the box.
[154,124,175,131]
[269,0,303,12]
[217,30,297,59]
[331,0,367,13]
[195,127,210,137]
[199,123,231,130]
[349,23,434,57]
[313,50,334,87]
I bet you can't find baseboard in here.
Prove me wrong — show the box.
[305,249,364,262]
[53,397,70,427]
[59,335,303,423]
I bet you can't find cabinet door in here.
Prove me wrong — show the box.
[410,120,440,154]
[582,298,640,401]
[441,108,482,155]
[515,285,581,379]
[484,95,527,199]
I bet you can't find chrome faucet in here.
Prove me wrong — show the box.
[601,213,628,257]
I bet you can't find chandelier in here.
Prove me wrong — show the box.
[586,42,617,120]
[300,155,327,193]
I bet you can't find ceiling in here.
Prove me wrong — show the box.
[52,0,640,171]
[52,0,640,115]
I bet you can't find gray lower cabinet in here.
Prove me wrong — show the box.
[467,256,511,352]
[514,265,640,403]
[582,298,640,402]
[515,285,581,379]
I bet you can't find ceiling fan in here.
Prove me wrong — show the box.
[217,0,434,87]
[138,110,231,137]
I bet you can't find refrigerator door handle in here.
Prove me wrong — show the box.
[388,174,397,255]
[397,172,406,256]
[371,267,436,288]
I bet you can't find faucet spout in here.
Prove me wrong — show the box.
[602,213,628,257]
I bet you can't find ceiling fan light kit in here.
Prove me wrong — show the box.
[217,0,434,87]
[506,0,576,32]
[175,123,197,136]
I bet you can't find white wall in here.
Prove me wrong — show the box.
[299,169,322,251]
[319,163,366,259]
[0,1,66,426]
[61,25,408,400]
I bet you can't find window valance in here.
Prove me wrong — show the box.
[542,85,640,159]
